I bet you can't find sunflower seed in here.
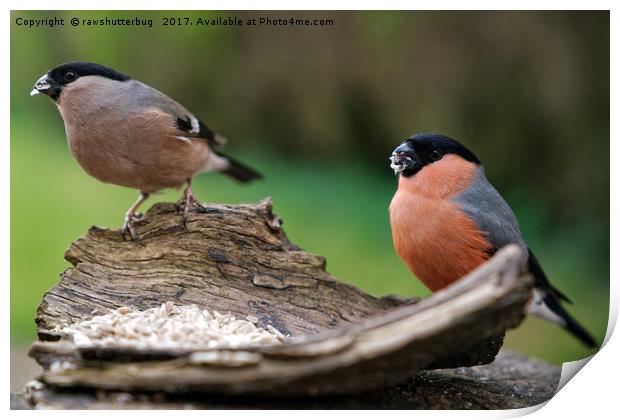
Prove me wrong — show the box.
[56,302,288,351]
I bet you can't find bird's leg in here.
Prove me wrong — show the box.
[122,191,149,242]
[179,178,206,228]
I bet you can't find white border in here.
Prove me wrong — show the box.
[3,1,616,418]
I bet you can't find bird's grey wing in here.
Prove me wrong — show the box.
[452,166,526,254]
[452,166,564,300]
[125,80,226,148]
[454,169,595,347]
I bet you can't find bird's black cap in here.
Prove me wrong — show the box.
[31,62,131,101]
[390,133,480,177]
[406,133,480,165]
[47,61,131,84]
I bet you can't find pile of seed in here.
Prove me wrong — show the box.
[56,302,287,350]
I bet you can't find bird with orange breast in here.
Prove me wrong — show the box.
[389,133,596,348]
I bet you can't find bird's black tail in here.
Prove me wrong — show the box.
[542,293,597,348]
[527,248,597,348]
[218,153,263,183]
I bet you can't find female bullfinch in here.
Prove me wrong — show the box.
[389,133,596,348]
[31,62,261,241]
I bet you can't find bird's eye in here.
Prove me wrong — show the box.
[429,150,442,161]
[64,71,77,82]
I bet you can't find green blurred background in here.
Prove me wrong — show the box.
[11,10,609,364]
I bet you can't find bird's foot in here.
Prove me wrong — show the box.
[122,212,145,244]
[119,191,149,244]
[178,185,207,229]
[132,212,145,222]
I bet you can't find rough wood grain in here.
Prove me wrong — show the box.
[29,199,534,396]
[36,199,398,338]
[14,351,559,409]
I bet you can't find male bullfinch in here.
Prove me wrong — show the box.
[389,133,596,348]
[31,62,261,241]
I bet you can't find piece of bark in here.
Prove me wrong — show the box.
[14,351,559,409]
[35,199,398,337]
[29,199,533,396]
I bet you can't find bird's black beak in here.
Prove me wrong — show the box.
[30,74,59,98]
[390,142,416,175]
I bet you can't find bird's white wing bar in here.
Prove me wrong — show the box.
[190,116,200,134]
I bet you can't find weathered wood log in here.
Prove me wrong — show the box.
[35,199,398,337]
[29,199,533,396]
[15,351,560,409]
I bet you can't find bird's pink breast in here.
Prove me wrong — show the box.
[57,77,210,192]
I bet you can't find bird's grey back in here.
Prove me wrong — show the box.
[114,79,191,119]
[452,166,526,252]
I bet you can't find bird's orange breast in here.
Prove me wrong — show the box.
[389,155,493,291]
